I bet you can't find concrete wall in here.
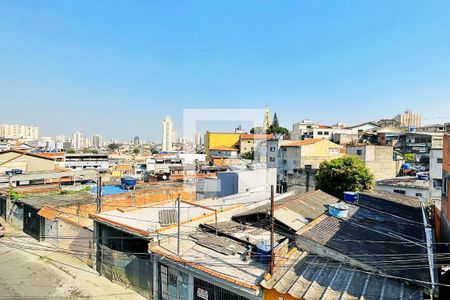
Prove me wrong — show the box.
[347,145,397,180]
[57,218,94,266]
[44,218,58,247]
[300,140,343,169]
[375,184,429,202]
[441,134,450,243]
[217,168,276,197]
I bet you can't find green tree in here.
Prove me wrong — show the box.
[107,143,120,151]
[250,127,264,134]
[266,125,288,139]
[241,150,254,160]
[315,156,374,198]
[67,148,76,154]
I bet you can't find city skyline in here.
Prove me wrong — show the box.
[2,1,450,140]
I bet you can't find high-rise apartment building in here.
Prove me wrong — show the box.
[0,124,39,141]
[92,134,102,148]
[72,131,84,150]
[394,110,422,128]
[162,116,173,152]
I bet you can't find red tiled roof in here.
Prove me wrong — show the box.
[240,134,273,140]
[38,206,59,220]
[282,139,323,147]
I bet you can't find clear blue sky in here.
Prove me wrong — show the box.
[1,1,450,141]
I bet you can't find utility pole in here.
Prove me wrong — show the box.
[96,175,102,214]
[270,185,275,275]
[177,194,181,256]
[6,175,12,222]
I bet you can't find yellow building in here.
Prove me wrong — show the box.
[205,132,240,156]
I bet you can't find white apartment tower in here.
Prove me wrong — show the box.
[394,110,422,128]
[72,131,84,150]
[92,134,102,148]
[0,124,39,141]
[162,116,173,152]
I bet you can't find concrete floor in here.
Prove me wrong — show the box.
[0,220,145,300]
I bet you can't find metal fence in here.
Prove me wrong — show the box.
[100,245,153,299]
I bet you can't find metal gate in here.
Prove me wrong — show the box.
[99,245,153,299]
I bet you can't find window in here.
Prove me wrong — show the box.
[269,157,276,162]
[324,131,329,135]
[434,179,442,189]
[437,158,443,163]
[160,264,189,300]
[270,147,276,152]
[356,150,363,155]
[318,131,323,135]
[416,193,423,197]
[444,172,448,196]
[305,165,312,170]
[328,148,339,153]
[394,189,406,195]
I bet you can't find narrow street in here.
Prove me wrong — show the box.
[0,220,145,299]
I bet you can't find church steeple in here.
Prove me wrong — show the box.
[272,112,279,127]
[263,106,271,131]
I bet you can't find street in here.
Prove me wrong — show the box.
[0,221,145,300]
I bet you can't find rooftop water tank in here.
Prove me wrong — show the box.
[329,203,350,218]
[255,240,277,263]
[343,192,359,204]
[121,176,137,189]
[401,163,412,169]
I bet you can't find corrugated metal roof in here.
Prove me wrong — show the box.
[234,190,340,231]
[262,251,424,300]
[158,209,177,226]
[297,202,431,289]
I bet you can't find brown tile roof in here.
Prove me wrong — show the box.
[239,134,273,140]
[282,139,323,147]
[38,206,59,220]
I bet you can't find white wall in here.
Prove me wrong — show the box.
[217,168,276,197]
[375,184,429,202]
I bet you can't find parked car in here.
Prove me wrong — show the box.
[4,169,22,176]
[0,223,5,237]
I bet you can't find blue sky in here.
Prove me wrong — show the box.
[1,1,450,141]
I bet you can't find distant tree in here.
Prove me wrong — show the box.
[272,113,279,127]
[315,156,374,198]
[151,148,159,154]
[241,150,254,160]
[133,148,140,154]
[91,149,99,154]
[107,143,120,151]
[67,148,76,154]
[250,127,264,134]
[266,125,288,139]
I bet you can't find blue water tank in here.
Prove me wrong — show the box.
[343,192,358,204]
[255,240,277,263]
[401,163,412,169]
[121,176,137,188]
[329,203,350,218]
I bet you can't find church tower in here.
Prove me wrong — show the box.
[263,106,271,131]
